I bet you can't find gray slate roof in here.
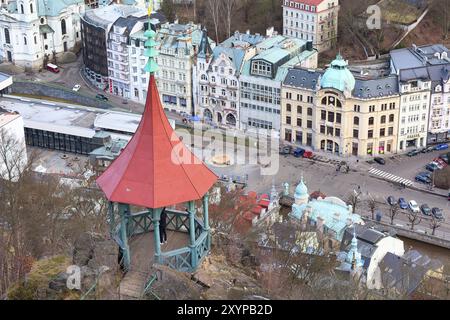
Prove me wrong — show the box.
[283,68,322,90]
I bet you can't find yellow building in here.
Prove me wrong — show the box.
[281,55,401,157]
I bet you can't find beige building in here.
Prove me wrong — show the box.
[282,0,339,52]
[281,55,401,158]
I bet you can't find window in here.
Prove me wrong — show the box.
[381,115,386,124]
[369,105,375,112]
[297,105,302,113]
[307,120,312,128]
[61,19,66,35]
[286,116,291,125]
[336,113,341,124]
[335,128,340,137]
[389,114,394,122]
[20,4,24,14]
[353,129,359,138]
[354,105,361,112]
[321,110,326,120]
[43,33,47,40]
[368,130,373,138]
[380,128,385,137]
[320,125,325,134]
[30,3,33,13]
[369,117,374,126]
[354,116,359,126]
[388,127,393,136]
[34,36,37,44]
[23,37,27,45]
[297,118,302,126]
[4,28,10,44]
[328,112,334,123]
[307,108,312,116]
[286,103,291,112]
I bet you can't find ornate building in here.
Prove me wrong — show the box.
[281,54,401,157]
[0,0,85,70]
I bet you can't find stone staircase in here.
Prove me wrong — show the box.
[119,270,149,300]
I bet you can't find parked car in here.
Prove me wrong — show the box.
[46,63,60,73]
[374,157,386,165]
[431,208,444,220]
[433,158,447,168]
[303,151,314,159]
[387,196,396,206]
[293,147,305,158]
[408,200,420,213]
[426,162,440,172]
[398,198,408,210]
[407,149,420,157]
[72,84,81,92]
[96,94,108,101]
[419,171,432,179]
[435,144,449,151]
[439,153,449,164]
[415,174,431,184]
[279,145,292,155]
[423,146,435,153]
[420,204,432,216]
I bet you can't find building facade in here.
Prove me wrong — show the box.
[193,30,264,127]
[240,36,318,135]
[281,55,401,157]
[81,4,147,89]
[390,44,450,146]
[0,0,84,70]
[129,21,213,115]
[282,0,339,52]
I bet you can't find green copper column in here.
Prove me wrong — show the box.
[152,208,162,264]
[118,203,130,270]
[108,201,115,237]
[188,201,197,270]
[202,193,211,251]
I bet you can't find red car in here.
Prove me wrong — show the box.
[433,158,447,168]
[303,151,313,159]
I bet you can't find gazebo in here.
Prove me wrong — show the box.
[96,21,217,273]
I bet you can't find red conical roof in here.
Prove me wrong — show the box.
[96,75,217,209]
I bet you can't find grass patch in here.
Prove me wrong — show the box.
[9,93,85,106]
[7,255,71,300]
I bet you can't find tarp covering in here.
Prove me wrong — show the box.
[96,75,217,208]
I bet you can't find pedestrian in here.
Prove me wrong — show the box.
[160,207,167,245]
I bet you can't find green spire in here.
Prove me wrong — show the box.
[143,22,159,74]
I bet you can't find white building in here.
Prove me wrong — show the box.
[193,30,264,127]
[239,36,318,135]
[282,0,339,52]
[428,64,450,143]
[0,107,27,181]
[391,44,450,147]
[0,0,85,70]
[129,21,214,115]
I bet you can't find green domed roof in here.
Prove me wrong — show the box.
[320,54,355,92]
[294,177,308,200]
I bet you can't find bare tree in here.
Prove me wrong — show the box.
[408,210,422,231]
[346,191,361,213]
[388,203,401,225]
[367,196,377,220]
[206,0,221,44]
[222,0,237,39]
[429,215,443,236]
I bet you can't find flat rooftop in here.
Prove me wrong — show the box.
[0,98,142,139]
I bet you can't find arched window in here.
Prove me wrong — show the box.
[61,19,66,35]
[321,97,327,105]
[353,116,359,126]
[4,28,10,44]
[389,114,394,122]
[23,36,27,45]
[336,99,342,108]
[20,4,24,14]
[201,74,207,81]
[30,3,33,13]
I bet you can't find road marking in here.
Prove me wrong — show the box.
[368,167,414,186]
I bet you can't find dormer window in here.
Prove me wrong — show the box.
[251,60,272,77]
[435,85,442,92]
